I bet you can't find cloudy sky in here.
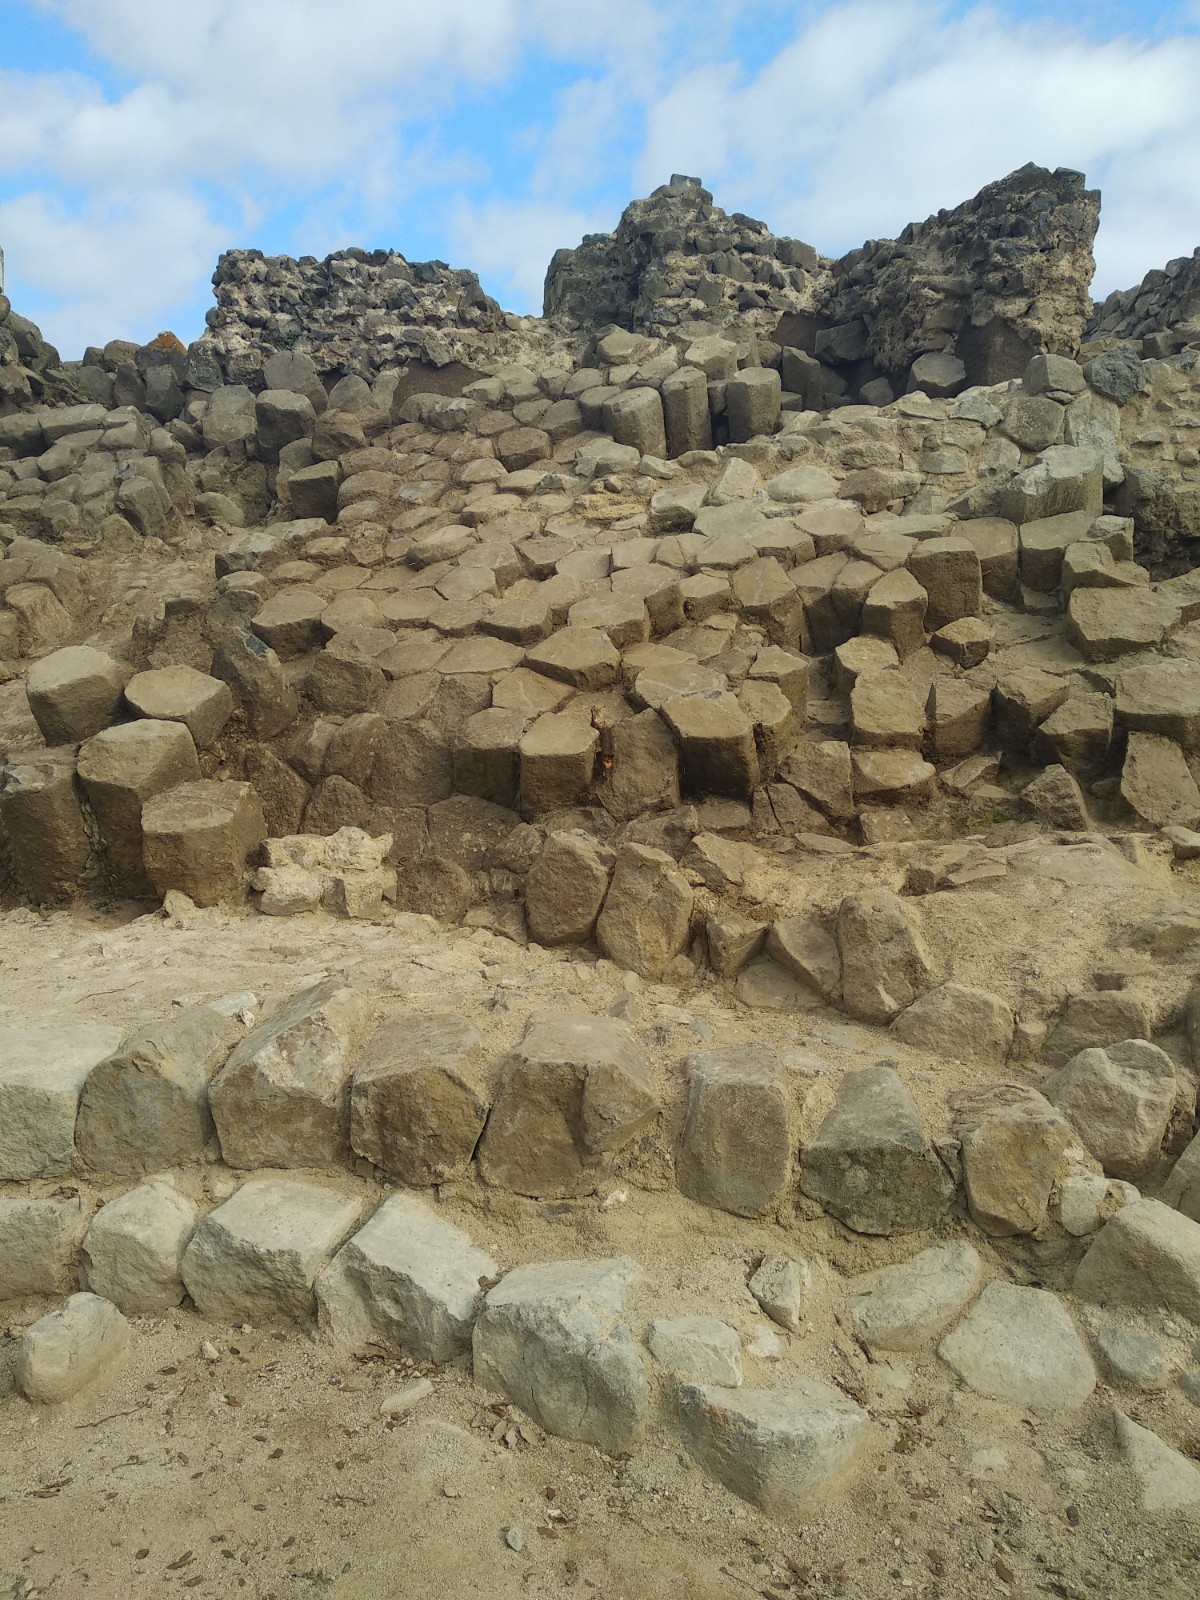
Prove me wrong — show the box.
[1,0,1199,356]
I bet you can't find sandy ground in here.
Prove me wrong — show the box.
[1,841,1200,1599]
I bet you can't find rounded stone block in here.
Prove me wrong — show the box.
[142,779,266,906]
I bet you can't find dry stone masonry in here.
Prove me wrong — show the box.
[4,159,1200,1557]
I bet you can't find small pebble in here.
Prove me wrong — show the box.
[380,1378,434,1417]
[200,1340,220,1363]
[505,1527,525,1552]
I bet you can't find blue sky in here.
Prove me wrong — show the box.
[1,0,1199,356]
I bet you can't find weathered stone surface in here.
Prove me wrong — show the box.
[0,1024,122,1180]
[81,1179,198,1314]
[77,719,201,895]
[1116,657,1200,753]
[1161,1130,1200,1223]
[860,568,927,660]
[1033,693,1113,771]
[926,678,991,760]
[142,779,267,906]
[316,1194,496,1362]
[1075,1199,1200,1322]
[954,1085,1074,1237]
[210,980,362,1169]
[800,1064,953,1235]
[1066,587,1181,661]
[907,538,982,630]
[473,1258,647,1452]
[181,1175,363,1326]
[993,668,1069,750]
[663,691,760,798]
[676,1046,795,1218]
[847,1242,983,1351]
[1095,1324,1170,1391]
[678,1380,871,1520]
[836,889,934,1024]
[851,749,935,804]
[939,1282,1096,1411]
[25,646,129,744]
[1055,1173,1140,1236]
[1042,991,1153,1068]
[77,1005,241,1175]
[648,1317,743,1386]
[602,387,666,456]
[0,747,92,903]
[595,843,693,980]
[525,830,612,946]
[1121,733,1200,829]
[14,1293,130,1405]
[350,1014,488,1185]
[1022,763,1089,830]
[765,916,841,1003]
[1114,1411,1200,1512]
[892,982,1013,1065]
[599,707,681,821]
[781,739,855,820]
[518,712,597,816]
[477,1013,658,1197]
[748,1254,814,1334]
[1044,1040,1176,1181]
[727,367,782,443]
[0,1195,85,1299]
[124,666,234,748]
[211,628,298,737]
[850,674,927,749]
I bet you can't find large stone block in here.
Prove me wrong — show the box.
[124,665,234,748]
[316,1194,497,1362]
[210,980,362,1169]
[954,1084,1074,1236]
[0,1024,121,1180]
[1044,1040,1177,1182]
[0,747,91,903]
[726,367,782,443]
[679,1380,871,1520]
[662,691,760,797]
[676,1046,796,1217]
[1074,1199,1200,1322]
[892,982,1013,1065]
[906,538,982,631]
[76,1005,241,1175]
[25,645,129,744]
[526,830,613,946]
[77,719,201,895]
[847,1242,983,1351]
[938,1282,1095,1412]
[82,1178,198,1313]
[602,387,667,457]
[142,779,266,906]
[181,1175,363,1326]
[595,842,693,980]
[473,1258,647,1452]
[350,1014,490,1185]
[477,1013,657,1197]
[0,1195,86,1299]
[518,712,597,816]
[836,889,934,1024]
[14,1293,130,1405]
[800,1064,954,1235]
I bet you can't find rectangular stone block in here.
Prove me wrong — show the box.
[0,1025,122,1179]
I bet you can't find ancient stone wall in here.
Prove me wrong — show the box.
[194,246,512,391]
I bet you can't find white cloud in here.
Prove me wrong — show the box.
[449,198,612,312]
[0,187,226,353]
[3,0,1200,353]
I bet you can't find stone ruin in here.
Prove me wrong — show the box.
[5,162,1200,1544]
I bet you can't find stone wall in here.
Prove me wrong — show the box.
[193,246,512,392]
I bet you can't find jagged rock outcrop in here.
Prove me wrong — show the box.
[0,291,82,416]
[544,175,825,342]
[1089,248,1200,352]
[819,164,1100,388]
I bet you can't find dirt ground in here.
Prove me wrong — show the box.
[1,848,1200,1600]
